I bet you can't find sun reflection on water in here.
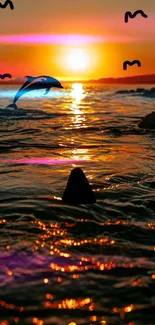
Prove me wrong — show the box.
[71,148,90,161]
[69,83,91,161]
[70,83,86,126]
[71,83,85,112]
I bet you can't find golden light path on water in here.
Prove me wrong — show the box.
[70,83,91,162]
[69,83,116,165]
[71,83,85,113]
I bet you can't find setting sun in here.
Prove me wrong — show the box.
[66,49,90,72]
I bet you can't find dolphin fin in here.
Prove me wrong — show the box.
[44,88,50,96]
[26,76,47,82]
[24,76,37,87]
[62,168,96,205]
[25,76,36,82]
[7,103,18,109]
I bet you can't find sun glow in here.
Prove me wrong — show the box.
[66,49,90,72]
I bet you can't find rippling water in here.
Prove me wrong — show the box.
[0,83,155,325]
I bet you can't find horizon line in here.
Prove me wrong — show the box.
[1,73,155,84]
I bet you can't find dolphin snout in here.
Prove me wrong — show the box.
[59,84,63,89]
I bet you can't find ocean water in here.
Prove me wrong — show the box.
[0,83,155,325]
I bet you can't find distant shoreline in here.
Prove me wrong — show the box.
[1,74,155,85]
[74,74,155,84]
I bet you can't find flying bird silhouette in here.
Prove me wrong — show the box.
[0,0,14,9]
[124,10,148,23]
[0,73,12,79]
[123,60,141,71]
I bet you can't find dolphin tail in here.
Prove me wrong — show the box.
[7,103,18,109]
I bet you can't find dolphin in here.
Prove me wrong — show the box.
[62,168,96,205]
[7,75,63,109]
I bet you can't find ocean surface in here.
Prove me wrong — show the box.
[0,83,155,325]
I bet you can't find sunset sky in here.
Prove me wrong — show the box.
[0,0,155,80]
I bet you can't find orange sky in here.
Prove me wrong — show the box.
[0,0,155,80]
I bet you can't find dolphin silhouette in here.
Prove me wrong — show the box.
[7,75,63,109]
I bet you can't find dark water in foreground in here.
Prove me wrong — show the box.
[0,83,155,325]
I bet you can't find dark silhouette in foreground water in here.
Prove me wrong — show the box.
[138,111,155,129]
[62,168,96,205]
[7,75,63,109]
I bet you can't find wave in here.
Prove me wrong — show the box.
[0,107,53,120]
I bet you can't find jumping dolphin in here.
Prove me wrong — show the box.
[7,75,63,109]
[62,168,96,205]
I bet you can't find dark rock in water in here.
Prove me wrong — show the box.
[62,168,96,205]
[116,87,155,98]
[136,88,145,93]
[143,89,155,98]
[116,90,129,94]
[109,128,123,136]
[138,111,155,129]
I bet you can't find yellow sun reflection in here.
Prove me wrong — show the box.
[71,148,90,161]
[70,83,86,124]
[71,83,85,112]
[69,83,91,161]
